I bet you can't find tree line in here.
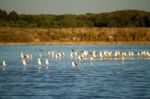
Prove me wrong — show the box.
[0,9,150,28]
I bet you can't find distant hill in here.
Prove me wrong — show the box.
[0,9,150,28]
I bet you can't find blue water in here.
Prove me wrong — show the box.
[0,45,150,99]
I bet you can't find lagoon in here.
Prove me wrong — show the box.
[0,45,150,99]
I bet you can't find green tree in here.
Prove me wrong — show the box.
[8,11,18,21]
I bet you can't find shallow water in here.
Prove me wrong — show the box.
[0,45,150,99]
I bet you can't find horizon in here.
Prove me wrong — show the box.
[1,9,149,15]
[0,0,150,15]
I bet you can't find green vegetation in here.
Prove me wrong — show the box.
[0,9,150,44]
[0,9,150,28]
[0,27,150,43]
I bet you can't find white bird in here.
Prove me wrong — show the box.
[92,50,96,58]
[2,60,6,66]
[38,58,42,65]
[22,59,27,65]
[99,51,103,58]
[78,55,82,60]
[45,59,49,65]
[90,57,94,61]
[72,61,77,68]
[21,52,24,59]
[26,54,30,59]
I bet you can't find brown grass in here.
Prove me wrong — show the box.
[0,27,150,45]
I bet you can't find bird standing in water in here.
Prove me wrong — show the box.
[45,58,49,65]
[72,61,77,68]
[38,58,42,65]
[2,60,6,66]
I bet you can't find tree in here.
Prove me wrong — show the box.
[8,11,18,21]
[0,9,7,20]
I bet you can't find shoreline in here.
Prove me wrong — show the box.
[1,41,150,45]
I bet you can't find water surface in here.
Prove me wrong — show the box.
[0,45,150,99]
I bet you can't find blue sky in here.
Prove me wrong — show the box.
[0,0,150,14]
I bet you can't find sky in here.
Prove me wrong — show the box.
[0,0,150,14]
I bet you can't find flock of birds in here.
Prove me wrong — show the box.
[70,50,150,67]
[71,50,150,60]
[0,49,150,70]
[20,50,65,70]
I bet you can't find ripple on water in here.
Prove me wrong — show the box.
[0,45,150,99]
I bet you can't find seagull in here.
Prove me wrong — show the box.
[90,56,94,61]
[2,60,6,66]
[38,58,42,65]
[72,61,77,68]
[45,58,49,65]
[21,52,24,59]
[22,59,27,65]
